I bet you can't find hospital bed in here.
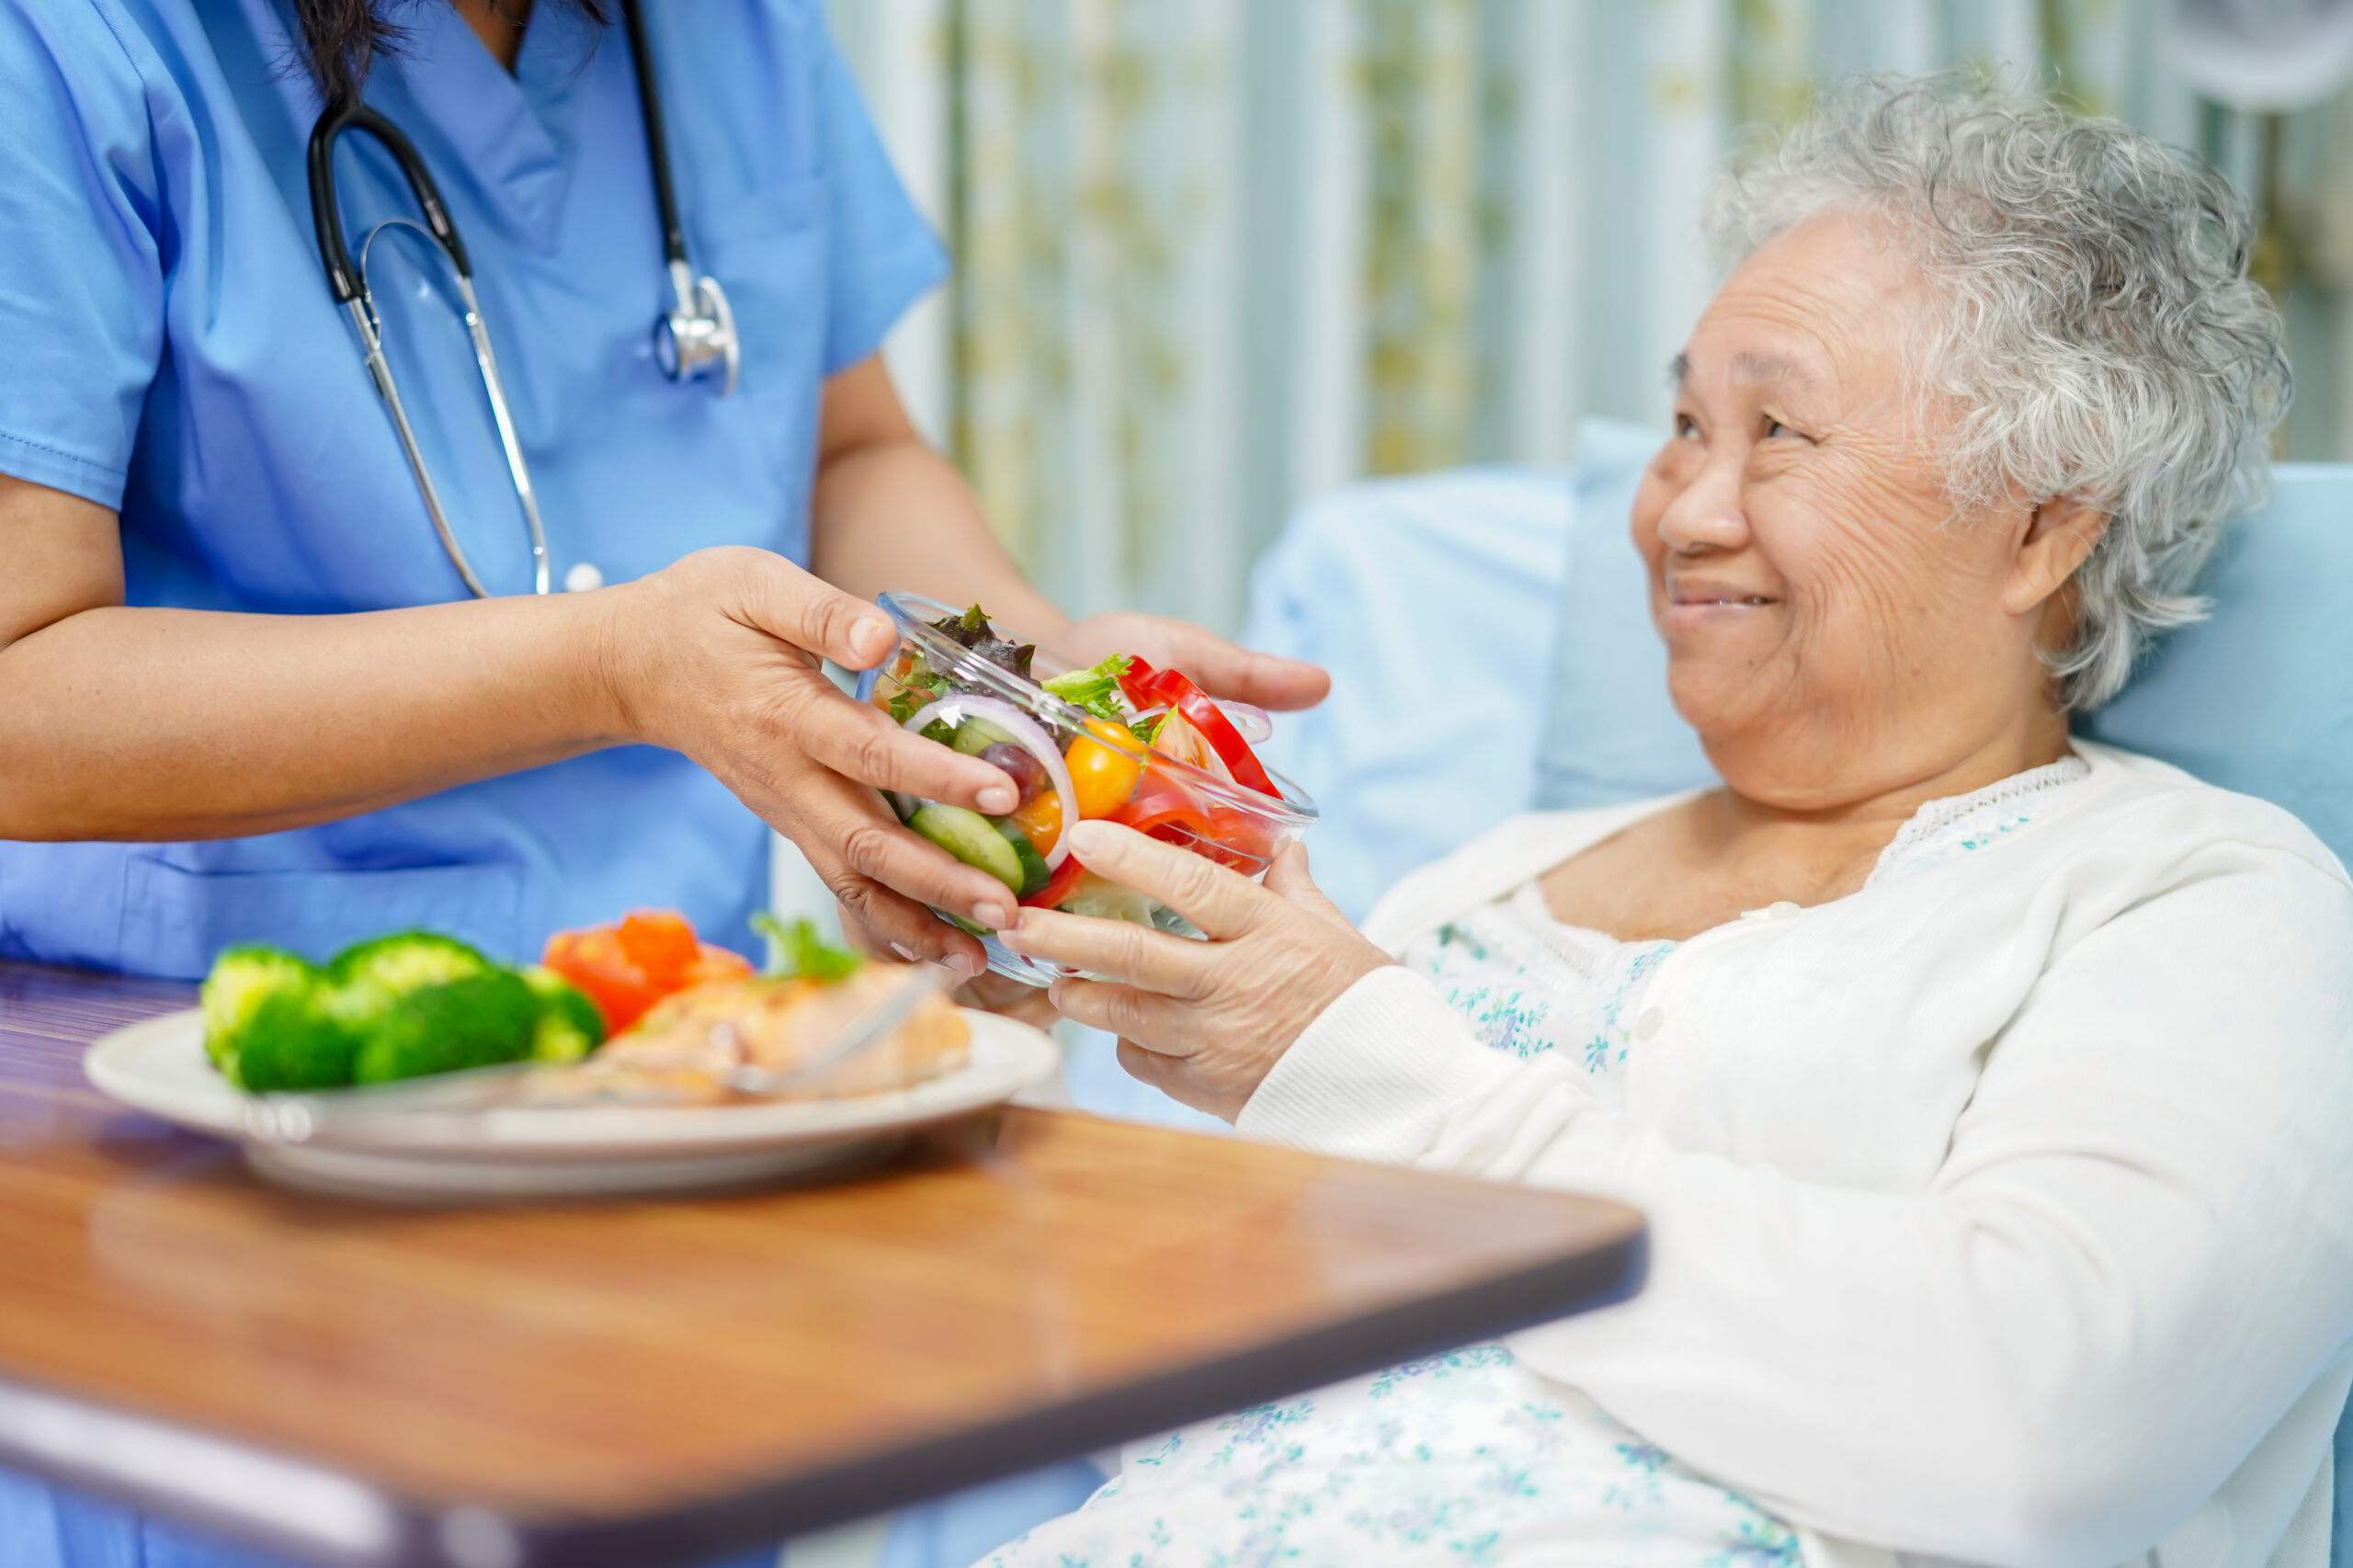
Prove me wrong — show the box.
[864,423,2353,1568]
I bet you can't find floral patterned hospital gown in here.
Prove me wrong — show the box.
[983,759,2092,1568]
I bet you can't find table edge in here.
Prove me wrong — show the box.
[548,1212,1647,1568]
[0,1221,1645,1568]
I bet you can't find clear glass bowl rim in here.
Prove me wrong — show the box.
[868,591,1319,825]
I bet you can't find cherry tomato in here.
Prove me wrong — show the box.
[545,913,755,1034]
[1009,786,1064,857]
[541,926,665,1034]
[1064,720,1144,818]
[616,909,701,987]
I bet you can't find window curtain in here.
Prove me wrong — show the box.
[832,0,2353,635]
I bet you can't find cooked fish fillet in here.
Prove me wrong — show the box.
[588,964,970,1102]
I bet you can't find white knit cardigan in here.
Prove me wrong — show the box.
[1236,741,2353,1568]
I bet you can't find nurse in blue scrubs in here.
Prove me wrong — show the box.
[0,0,1324,1560]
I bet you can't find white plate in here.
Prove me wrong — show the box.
[85,1009,1059,1202]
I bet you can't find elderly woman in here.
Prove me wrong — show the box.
[977,80,2353,1568]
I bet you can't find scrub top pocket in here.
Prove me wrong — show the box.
[118,858,526,977]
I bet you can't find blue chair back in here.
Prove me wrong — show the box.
[2079,463,2353,861]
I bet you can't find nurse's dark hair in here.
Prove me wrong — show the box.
[290,0,606,107]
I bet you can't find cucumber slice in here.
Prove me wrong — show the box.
[909,802,1026,893]
[951,717,1016,756]
[996,818,1051,898]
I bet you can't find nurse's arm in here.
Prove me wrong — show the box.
[809,355,1071,643]
[0,472,1020,933]
[0,475,624,840]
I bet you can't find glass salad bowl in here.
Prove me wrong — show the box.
[856,593,1318,985]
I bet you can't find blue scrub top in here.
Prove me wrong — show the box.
[0,0,947,976]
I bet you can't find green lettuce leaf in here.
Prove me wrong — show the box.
[750,914,865,983]
[1042,653,1134,725]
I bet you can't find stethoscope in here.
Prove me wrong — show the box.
[305,0,733,598]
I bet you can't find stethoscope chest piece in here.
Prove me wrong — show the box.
[655,263,739,395]
[628,0,737,398]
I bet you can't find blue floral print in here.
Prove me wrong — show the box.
[983,1346,1789,1567]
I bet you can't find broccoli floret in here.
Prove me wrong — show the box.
[202,948,369,1091]
[520,965,606,1062]
[353,971,540,1085]
[327,931,494,996]
[232,984,368,1092]
[200,945,316,1073]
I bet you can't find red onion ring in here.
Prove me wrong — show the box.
[902,694,1082,869]
[1214,700,1273,744]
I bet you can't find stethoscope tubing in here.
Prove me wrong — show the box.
[308,1,732,599]
[310,106,551,597]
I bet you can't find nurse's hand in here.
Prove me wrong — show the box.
[835,903,1062,1030]
[998,822,1392,1120]
[1055,614,1330,712]
[603,547,1026,973]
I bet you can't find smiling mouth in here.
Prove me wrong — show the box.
[1665,574,1779,608]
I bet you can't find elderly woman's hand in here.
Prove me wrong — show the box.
[834,903,1063,1028]
[1001,821,1393,1119]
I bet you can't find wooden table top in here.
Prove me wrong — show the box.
[0,960,1643,1568]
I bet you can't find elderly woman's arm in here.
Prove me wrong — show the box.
[1017,824,2353,1567]
[1265,856,2353,1564]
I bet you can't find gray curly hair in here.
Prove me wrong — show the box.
[1707,76,2291,710]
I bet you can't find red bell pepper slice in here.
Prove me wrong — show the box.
[1139,669,1280,799]
[1115,654,1161,710]
[1022,853,1091,910]
[1108,785,1216,845]
[1201,806,1279,871]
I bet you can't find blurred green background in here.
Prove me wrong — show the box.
[831,0,2353,634]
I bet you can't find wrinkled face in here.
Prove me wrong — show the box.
[1632,209,2058,806]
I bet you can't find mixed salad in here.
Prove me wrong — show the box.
[864,597,1313,959]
